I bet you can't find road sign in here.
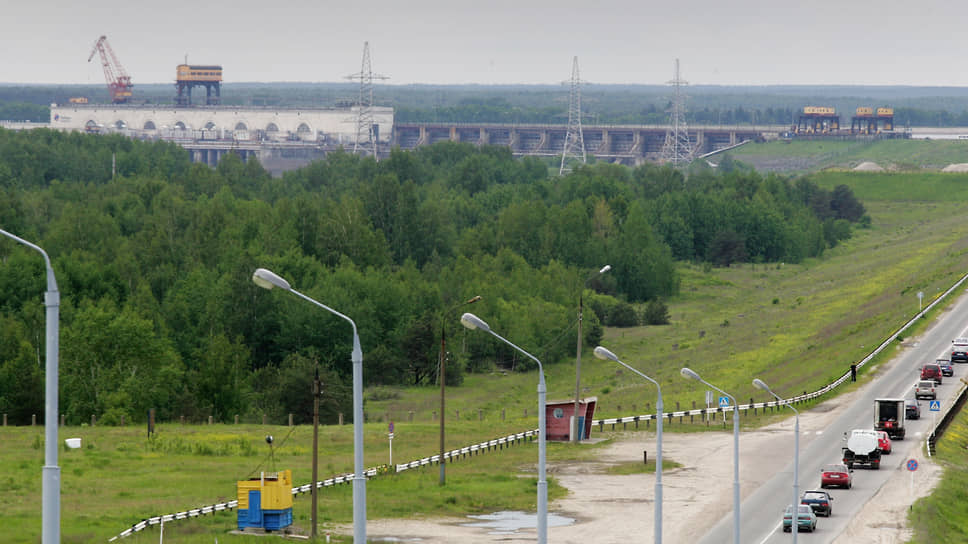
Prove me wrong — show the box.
[389,421,394,432]
[907,459,918,472]
[719,396,730,408]
[929,400,941,411]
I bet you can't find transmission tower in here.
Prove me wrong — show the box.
[560,56,587,175]
[659,58,697,167]
[346,42,388,157]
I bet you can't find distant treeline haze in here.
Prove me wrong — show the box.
[0,128,865,425]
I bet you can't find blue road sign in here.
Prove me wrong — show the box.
[929,400,941,412]
[907,459,918,472]
[719,396,730,408]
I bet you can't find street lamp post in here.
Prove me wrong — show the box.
[754,378,800,543]
[439,295,481,486]
[252,268,366,543]
[681,367,740,544]
[460,312,547,544]
[573,264,610,443]
[594,346,663,544]
[0,229,59,544]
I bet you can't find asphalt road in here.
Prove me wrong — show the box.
[697,289,968,544]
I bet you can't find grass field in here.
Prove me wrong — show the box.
[908,398,968,544]
[6,171,968,542]
[729,139,968,173]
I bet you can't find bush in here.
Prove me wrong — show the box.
[642,299,670,325]
[607,302,640,327]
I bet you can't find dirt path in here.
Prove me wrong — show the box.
[362,380,940,543]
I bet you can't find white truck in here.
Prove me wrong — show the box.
[874,398,906,439]
[842,429,881,469]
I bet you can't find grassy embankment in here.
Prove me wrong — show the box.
[5,171,968,542]
[729,138,968,172]
[908,400,968,543]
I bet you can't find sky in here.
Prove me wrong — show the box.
[4,0,967,87]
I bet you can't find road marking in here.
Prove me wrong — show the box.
[757,520,785,544]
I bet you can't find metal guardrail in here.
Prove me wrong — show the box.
[926,378,968,457]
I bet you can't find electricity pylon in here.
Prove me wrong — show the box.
[659,58,697,167]
[560,56,587,175]
[346,42,388,157]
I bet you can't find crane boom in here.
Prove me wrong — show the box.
[88,35,133,104]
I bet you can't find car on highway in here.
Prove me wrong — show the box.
[800,490,834,517]
[820,463,852,489]
[951,338,968,363]
[937,358,954,377]
[915,380,937,400]
[875,430,893,454]
[783,504,818,532]
[906,398,922,419]
[920,362,943,384]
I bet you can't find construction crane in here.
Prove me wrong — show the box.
[88,35,133,103]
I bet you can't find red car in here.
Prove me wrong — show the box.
[876,430,892,454]
[820,463,853,489]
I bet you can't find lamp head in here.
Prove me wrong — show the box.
[593,346,619,363]
[460,312,490,332]
[599,265,612,274]
[752,378,769,392]
[252,268,291,291]
[680,367,701,381]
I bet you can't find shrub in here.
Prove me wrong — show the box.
[607,302,640,327]
[642,299,670,325]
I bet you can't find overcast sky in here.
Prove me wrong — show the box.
[4,0,966,87]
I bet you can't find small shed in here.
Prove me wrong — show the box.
[237,470,293,532]
[545,397,597,442]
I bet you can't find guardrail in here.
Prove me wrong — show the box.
[591,270,968,431]
[110,431,538,540]
[926,378,968,457]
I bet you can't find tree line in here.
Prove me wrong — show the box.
[0,128,865,425]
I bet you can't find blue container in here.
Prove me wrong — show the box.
[238,490,293,532]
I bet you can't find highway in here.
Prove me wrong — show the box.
[697,289,968,544]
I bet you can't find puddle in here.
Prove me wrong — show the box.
[461,510,575,534]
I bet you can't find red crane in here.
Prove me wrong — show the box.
[88,35,133,103]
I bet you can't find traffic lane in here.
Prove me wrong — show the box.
[698,289,968,544]
[750,355,961,544]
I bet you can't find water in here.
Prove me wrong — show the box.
[461,510,575,535]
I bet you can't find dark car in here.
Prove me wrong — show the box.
[920,363,943,385]
[951,338,968,363]
[800,490,834,517]
[906,399,922,420]
[937,358,954,377]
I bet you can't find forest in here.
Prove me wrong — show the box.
[0,128,866,426]
[7,82,968,127]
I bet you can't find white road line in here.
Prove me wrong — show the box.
[757,520,785,544]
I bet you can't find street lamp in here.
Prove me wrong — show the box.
[681,367,740,544]
[460,312,547,544]
[252,267,366,543]
[573,264,610,443]
[1,229,59,544]
[594,346,663,544]
[439,295,481,486]
[754,378,799,542]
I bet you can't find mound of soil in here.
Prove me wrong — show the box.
[853,161,884,172]
[942,163,968,172]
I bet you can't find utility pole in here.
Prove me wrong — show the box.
[311,365,320,540]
